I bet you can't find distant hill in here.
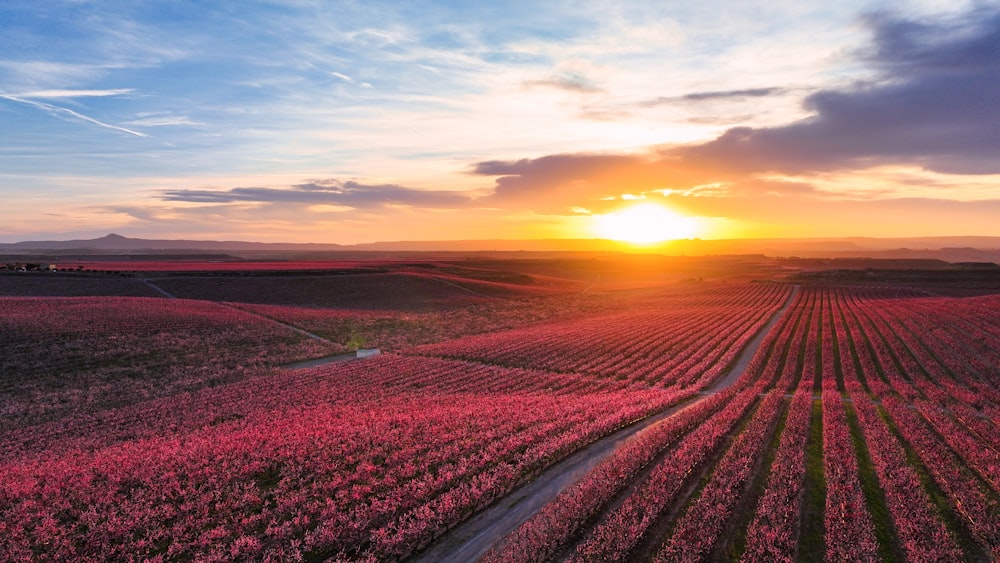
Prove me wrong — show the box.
[0,233,347,252]
[2,233,1000,262]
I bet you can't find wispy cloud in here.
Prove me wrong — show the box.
[524,73,602,93]
[640,87,790,107]
[331,71,373,88]
[122,115,201,127]
[18,89,134,98]
[0,93,148,137]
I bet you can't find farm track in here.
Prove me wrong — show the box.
[411,285,800,563]
[140,278,177,299]
[144,278,352,365]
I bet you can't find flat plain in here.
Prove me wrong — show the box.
[1,256,997,561]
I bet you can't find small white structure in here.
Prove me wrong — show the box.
[356,348,381,359]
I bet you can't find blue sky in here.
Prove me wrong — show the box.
[2,0,999,243]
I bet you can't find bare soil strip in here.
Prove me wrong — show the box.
[411,285,800,563]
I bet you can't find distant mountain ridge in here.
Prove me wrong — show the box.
[2,233,1000,261]
[0,233,347,252]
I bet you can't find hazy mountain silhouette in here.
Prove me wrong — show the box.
[2,233,1000,261]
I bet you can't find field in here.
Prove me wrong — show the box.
[0,257,997,561]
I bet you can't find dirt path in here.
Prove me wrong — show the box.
[411,285,800,563]
[420,274,498,299]
[704,284,800,393]
[142,278,365,367]
[208,301,333,343]
[141,278,177,299]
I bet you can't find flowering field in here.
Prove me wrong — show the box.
[227,295,608,352]
[1,354,689,561]
[410,283,791,387]
[0,297,337,428]
[1,279,998,561]
[485,286,1000,562]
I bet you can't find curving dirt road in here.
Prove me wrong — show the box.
[411,285,800,563]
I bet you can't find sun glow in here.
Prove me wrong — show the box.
[593,202,701,243]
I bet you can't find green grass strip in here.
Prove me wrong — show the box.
[797,399,826,562]
[843,400,904,563]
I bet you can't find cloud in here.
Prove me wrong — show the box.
[18,89,134,98]
[677,8,1000,175]
[472,153,716,214]
[524,73,602,93]
[122,115,202,127]
[682,87,788,101]
[640,87,789,107]
[0,93,148,137]
[331,71,374,89]
[471,7,1000,216]
[162,179,472,209]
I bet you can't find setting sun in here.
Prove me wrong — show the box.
[593,202,701,244]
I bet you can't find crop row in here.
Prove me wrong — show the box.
[484,286,998,562]
[568,387,766,562]
[847,388,964,560]
[741,390,813,562]
[482,388,737,562]
[483,287,803,561]
[821,392,879,561]
[880,394,1000,558]
[653,391,785,561]
[1,352,689,561]
[410,283,790,386]
[830,287,997,560]
[1,354,666,462]
[6,283,999,561]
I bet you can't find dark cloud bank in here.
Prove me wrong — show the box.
[475,8,1000,206]
[163,180,470,208]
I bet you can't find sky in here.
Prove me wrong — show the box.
[2,0,1000,244]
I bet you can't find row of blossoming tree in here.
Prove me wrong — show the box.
[3,282,997,560]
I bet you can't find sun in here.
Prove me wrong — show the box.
[593,202,701,244]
